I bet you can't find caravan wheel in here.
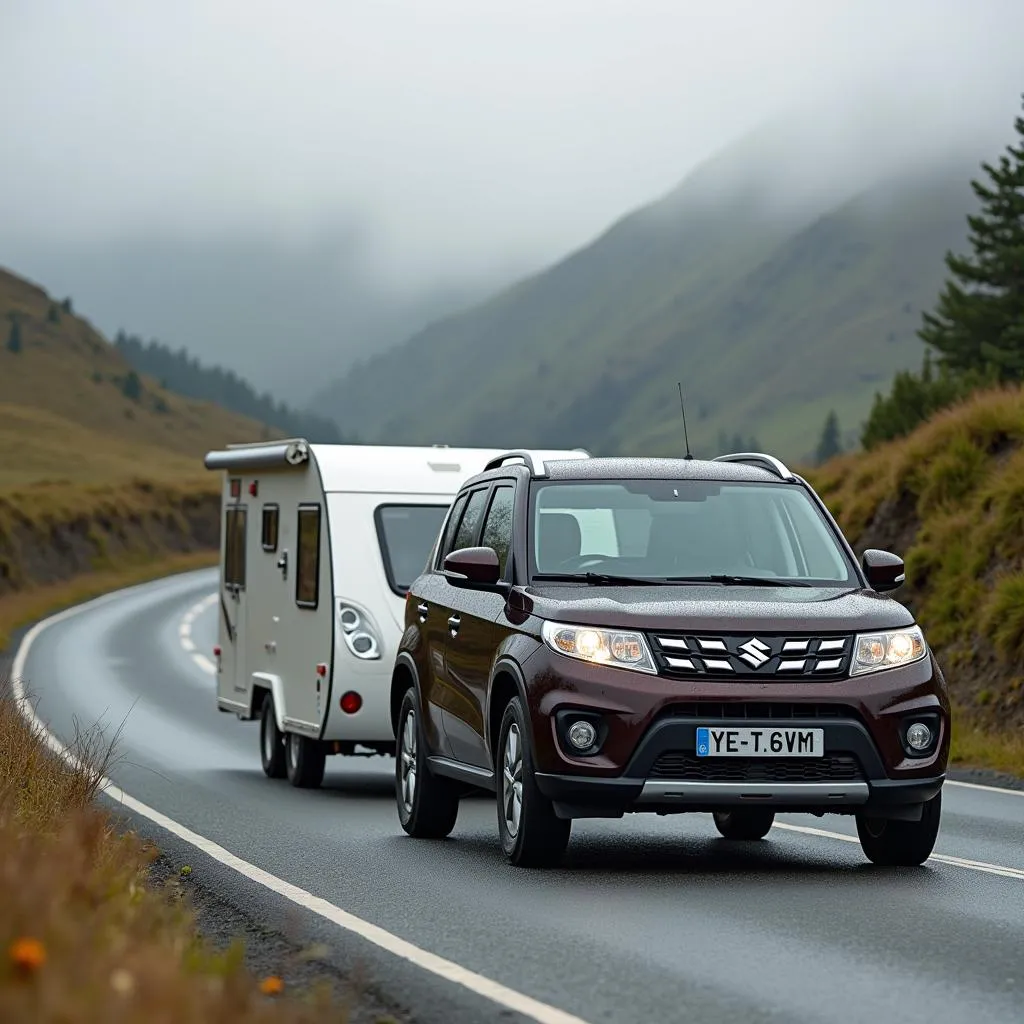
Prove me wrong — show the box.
[285,731,326,789]
[259,693,286,779]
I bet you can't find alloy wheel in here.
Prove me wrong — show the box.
[503,722,523,838]
[400,710,418,814]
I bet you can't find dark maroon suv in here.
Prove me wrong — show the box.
[390,450,949,868]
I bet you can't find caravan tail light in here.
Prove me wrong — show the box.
[339,691,362,714]
[316,663,328,677]
[213,646,221,657]
[248,480,258,497]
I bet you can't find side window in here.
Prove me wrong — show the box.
[435,492,469,568]
[480,484,515,578]
[295,505,321,609]
[261,504,279,553]
[224,507,247,589]
[451,488,489,552]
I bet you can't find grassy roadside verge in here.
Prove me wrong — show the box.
[0,555,362,1023]
[949,706,1024,779]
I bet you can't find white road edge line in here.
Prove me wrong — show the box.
[10,586,594,1024]
[771,822,1024,881]
[946,778,1024,798]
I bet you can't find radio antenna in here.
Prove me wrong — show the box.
[677,382,694,460]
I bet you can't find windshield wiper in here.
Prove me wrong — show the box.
[664,574,812,588]
[531,572,670,586]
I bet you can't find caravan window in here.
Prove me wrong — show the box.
[261,504,279,553]
[295,505,321,609]
[225,507,247,588]
[375,505,449,595]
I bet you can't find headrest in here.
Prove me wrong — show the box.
[536,512,582,567]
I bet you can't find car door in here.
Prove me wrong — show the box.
[218,496,249,705]
[442,480,516,770]
[412,490,471,757]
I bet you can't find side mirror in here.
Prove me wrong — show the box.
[861,549,905,592]
[444,546,501,587]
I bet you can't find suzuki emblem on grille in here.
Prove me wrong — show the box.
[738,637,771,668]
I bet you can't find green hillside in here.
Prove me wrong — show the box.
[325,143,979,462]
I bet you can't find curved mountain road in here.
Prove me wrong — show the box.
[12,569,1024,1024]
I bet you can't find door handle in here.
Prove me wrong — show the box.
[447,614,461,637]
[417,602,429,622]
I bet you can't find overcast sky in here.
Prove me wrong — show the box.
[3,0,1023,292]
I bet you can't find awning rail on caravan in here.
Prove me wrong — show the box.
[203,438,310,472]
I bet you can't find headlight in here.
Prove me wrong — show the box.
[337,602,382,661]
[851,625,927,676]
[541,620,656,674]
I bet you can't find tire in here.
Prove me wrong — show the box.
[395,688,460,838]
[856,791,941,866]
[285,730,326,789]
[496,697,571,868]
[712,808,776,841]
[259,693,287,779]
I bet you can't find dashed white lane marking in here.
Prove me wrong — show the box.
[179,592,217,674]
[12,588,595,1024]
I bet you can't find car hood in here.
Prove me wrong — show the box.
[519,584,915,634]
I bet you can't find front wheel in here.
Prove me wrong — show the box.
[856,791,941,866]
[285,731,326,789]
[496,697,571,868]
[712,808,775,840]
[395,688,460,838]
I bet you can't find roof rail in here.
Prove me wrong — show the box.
[483,450,540,476]
[713,452,795,480]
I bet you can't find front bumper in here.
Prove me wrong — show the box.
[533,715,945,819]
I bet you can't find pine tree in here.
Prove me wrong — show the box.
[920,93,1024,380]
[6,318,22,354]
[815,410,842,464]
[121,370,142,401]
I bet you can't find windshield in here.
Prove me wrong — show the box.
[529,480,856,585]
[374,504,450,594]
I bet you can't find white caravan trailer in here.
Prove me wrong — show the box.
[203,439,589,788]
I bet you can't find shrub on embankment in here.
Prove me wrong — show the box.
[808,384,1024,730]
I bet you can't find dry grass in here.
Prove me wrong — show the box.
[950,705,1024,778]
[0,687,356,1022]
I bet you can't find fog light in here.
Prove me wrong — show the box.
[566,720,597,750]
[906,721,933,751]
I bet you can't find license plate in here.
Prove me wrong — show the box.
[695,726,824,758]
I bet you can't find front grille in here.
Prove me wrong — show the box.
[661,701,861,721]
[649,631,852,680]
[649,752,864,783]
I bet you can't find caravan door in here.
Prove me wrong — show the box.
[219,500,249,706]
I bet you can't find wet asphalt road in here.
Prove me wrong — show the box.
[14,569,1024,1024]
